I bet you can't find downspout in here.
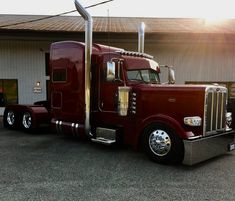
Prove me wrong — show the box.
[74,0,93,136]
[138,22,145,53]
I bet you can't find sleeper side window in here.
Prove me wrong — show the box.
[52,68,67,82]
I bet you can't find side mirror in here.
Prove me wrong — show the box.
[159,65,176,84]
[106,60,124,83]
[106,61,115,81]
[168,67,175,84]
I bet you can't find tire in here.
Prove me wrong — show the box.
[142,123,184,165]
[3,109,18,129]
[21,112,33,131]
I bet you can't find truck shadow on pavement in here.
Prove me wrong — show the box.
[0,118,233,171]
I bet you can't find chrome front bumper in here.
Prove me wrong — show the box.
[183,130,235,165]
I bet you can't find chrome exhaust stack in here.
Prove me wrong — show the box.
[74,0,93,136]
[138,22,145,53]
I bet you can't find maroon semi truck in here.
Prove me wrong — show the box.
[3,1,235,165]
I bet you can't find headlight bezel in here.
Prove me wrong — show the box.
[184,116,202,127]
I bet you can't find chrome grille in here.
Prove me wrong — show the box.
[205,86,227,136]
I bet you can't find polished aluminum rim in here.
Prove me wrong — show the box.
[149,129,171,156]
[7,111,15,126]
[22,112,32,129]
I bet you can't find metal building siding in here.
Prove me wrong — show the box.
[1,36,235,106]
[148,42,235,84]
[0,40,50,104]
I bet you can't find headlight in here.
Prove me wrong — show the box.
[184,116,202,126]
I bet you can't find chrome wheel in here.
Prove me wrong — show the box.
[143,124,184,164]
[22,112,32,129]
[7,111,15,126]
[148,129,171,156]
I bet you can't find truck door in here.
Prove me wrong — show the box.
[99,58,124,113]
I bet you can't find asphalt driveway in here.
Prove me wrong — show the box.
[0,118,234,201]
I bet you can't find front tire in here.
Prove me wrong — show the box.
[143,123,184,164]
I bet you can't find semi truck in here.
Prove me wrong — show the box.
[3,0,235,165]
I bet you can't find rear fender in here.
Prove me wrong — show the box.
[4,105,49,129]
[27,106,50,128]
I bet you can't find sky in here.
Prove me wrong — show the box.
[1,0,235,19]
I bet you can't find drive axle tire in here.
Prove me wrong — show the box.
[143,123,184,165]
[22,112,33,131]
[3,109,18,129]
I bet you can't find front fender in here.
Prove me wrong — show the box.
[137,114,189,141]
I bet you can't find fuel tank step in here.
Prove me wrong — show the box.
[91,137,116,145]
[91,127,117,145]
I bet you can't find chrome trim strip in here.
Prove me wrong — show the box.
[215,92,219,130]
[75,123,79,137]
[55,120,63,135]
[91,138,116,145]
[210,91,214,131]
[187,135,202,140]
[59,121,62,134]
[203,86,210,136]
[71,123,75,137]
[56,120,59,134]
[220,92,225,129]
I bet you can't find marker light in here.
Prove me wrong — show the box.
[184,116,202,127]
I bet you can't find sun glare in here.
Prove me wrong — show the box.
[200,2,233,26]
[204,16,226,26]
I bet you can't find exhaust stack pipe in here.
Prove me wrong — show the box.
[74,0,93,136]
[138,22,145,53]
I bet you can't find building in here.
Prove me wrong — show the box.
[1,14,235,114]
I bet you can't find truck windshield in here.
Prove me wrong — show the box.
[127,69,160,84]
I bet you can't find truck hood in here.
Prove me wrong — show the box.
[131,83,210,118]
[130,83,225,137]
[130,83,227,137]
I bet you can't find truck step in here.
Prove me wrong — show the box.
[91,137,116,145]
[91,127,117,145]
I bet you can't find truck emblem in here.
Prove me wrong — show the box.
[168,98,176,103]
